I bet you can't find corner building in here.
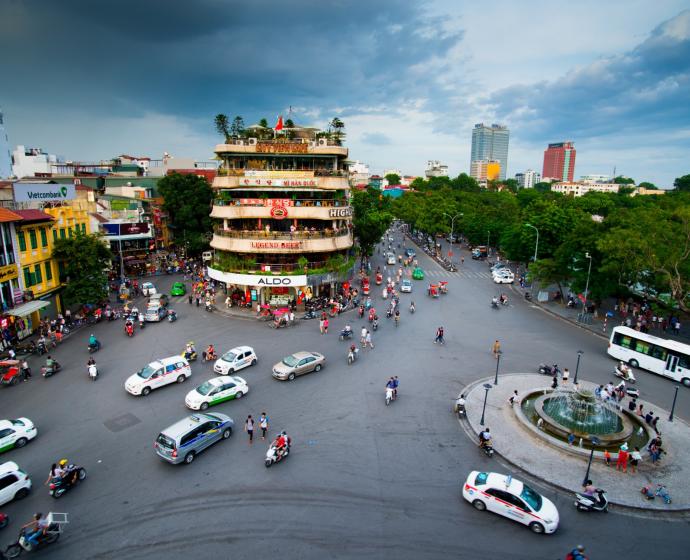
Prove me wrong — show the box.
[207,133,354,307]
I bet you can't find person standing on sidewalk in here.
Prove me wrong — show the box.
[492,340,501,358]
[245,415,254,444]
[259,412,269,440]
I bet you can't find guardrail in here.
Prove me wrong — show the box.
[213,227,351,240]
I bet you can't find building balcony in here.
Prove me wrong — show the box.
[212,175,349,190]
[215,138,347,157]
[211,227,353,254]
[211,200,352,220]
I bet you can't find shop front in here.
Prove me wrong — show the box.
[207,268,308,308]
[0,264,20,312]
[2,300,50,341]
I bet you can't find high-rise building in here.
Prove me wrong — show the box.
[515,169,541,189]
[470,123,510,180]
[0,110,12,178]
[542,142,576,182]
[470,159,501,187]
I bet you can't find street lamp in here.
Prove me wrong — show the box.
[524,223,539,262]
[486,230,490,248]
[582,252,593,314]
[494,350,502,385]
[479,383,492,426]
[443,212,463,264]
[583,436,601,486]
[574,350,583,384]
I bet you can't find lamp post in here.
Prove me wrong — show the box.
[494,350,502,385]
[574,350,583,384]
[525,223,539,262]
[582,252,593,314]
[479,383,492,426]
[583,436,601,486]
[443,212,462,260]
[486,230,490,248]
[669,386,679,421]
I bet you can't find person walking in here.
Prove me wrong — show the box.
[630,446,642,473]
[259,412,269,440]
[434,326,445,344]
[245,415,254,444]
[616,443,629,472]
[365,329,374,349]
[323,317,329,334]
[492,339,501,358]
[508,390,518,406]
[562,368,570,384]
[319,318,325,335]
[360,326,367,347]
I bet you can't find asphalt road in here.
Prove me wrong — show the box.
[1,231,689,560]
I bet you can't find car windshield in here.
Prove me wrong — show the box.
[282,355,299,367]
[196,381,216,396]
[10,419,25,427]
[474,472,489,485]
[136,365,157,379]
[520,484,543,511]
[222,351,237,362]
[156,434,175,449]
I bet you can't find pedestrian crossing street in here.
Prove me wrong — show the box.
[421,269,494,280]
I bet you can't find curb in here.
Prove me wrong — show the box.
[459,375,690,516]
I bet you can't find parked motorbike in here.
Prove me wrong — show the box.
[339,329,354,341]
[41,361,61,378]
[524,291,532,301]
[538,363,560,376]
[50,465,87,498]
[265,440,291,468]
[302,309,318,320]
[574,489,608,512]
[614,363,636,383]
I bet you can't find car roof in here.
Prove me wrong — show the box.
[228,345,253,353]
[473,471,525,495]
[173,282,184,287]
[291,351,317,359]
[160,413,231,438]
[0,461,20,475]
[156,356,187,366]
[142,282,154,287]
[0,419,14,431]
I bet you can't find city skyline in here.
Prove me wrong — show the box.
[0,1,688,187]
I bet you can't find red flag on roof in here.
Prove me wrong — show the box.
[275,115,284,131]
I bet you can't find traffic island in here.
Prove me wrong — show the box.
[462,374,690,511]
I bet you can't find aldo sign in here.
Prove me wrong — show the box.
[207,267,307,287]
[14,183,76,202]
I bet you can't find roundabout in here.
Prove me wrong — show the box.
[462,374,690,511]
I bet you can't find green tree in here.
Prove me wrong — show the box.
[285,118,295,128]
[329,117,345,145]
[214,114,230,142]
[637,181,657,190]
[501,178,519,193]
[230,115,245,137]
[52,232,113,305]
[527,258,571,303]
[258,118,268,128]
[533,182,552,193]
[674,174,690,191]
[451,173,481,192]
[351,188,393,255]
[613,176,635,185]
[157,173,214,254]
[385,173,401,186]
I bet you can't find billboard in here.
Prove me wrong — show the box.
[14,183,76,202]
[102,222,150,236]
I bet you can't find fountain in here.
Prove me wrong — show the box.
[521,386,649,450]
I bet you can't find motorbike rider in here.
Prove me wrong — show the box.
[45,355,57,371]
[185,342,196,360]
[499,293,508,305]
[348,344,358,362]
[410,301,415,313]
[582,479,596,497]
[372,316,379,330]
[125,319,134,336]
[358,304,364,318]
[394,309,400,325]
[392,376,399,399]
[88,333,100,351]
[274,431,288,459]
[491,296,499,308]
[203,344,216,362]
[479,428,492,448]
[617,361,631,379]
[22,512,49,548]
[456,393,466,411]
[37,334,47,353]
[138,311,145,327]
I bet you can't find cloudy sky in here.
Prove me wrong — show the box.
[1,0,689,187]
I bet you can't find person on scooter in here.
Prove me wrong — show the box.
[409,301,415,313]
[138,311,145,328]
[88,333,100,351]
[203,344,216,362]
[185,342,196,361]
[45,355,56,371]
[491,296,499,308]
[274,431,288,459]
[479,428,492,448]
[125,319,134,336]
[392,376,399,399]
[582,479,596,497]
[22,512,49,548]
[348,344,358,362]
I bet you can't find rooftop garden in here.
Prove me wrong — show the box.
[214,114,346,145]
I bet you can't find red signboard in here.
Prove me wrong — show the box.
[270,206,288,219]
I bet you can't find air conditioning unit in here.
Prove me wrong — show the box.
[248,138,257,146]
[236,140,244,146]
[308,141,317,148]
[318,138,327,147]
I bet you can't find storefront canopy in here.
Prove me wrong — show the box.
[11,300,50,317]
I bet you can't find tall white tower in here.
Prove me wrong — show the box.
[0,109,12,178]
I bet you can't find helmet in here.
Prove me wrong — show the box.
[281,430,287,436]
[59,459,68,467]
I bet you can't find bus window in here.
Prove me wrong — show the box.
[634,341,651,355]
[614,333,633,349]
[679,355,690,369]
[650,346,667,361]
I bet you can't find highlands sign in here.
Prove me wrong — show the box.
[14,183,76,202]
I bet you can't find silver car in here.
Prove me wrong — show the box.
[154,412,234,465]
[272,351,325,381]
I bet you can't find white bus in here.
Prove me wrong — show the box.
[608,326,690,387]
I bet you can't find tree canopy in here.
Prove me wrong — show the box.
[52,232,113,305]
[674,174,690,191]
[351,188,393,256]
[157,173,214,254]
[385,173,401,186]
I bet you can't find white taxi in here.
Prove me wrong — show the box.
[185,376,249,410]
[213,346,257,375]
[125,356,192,396]
[0,418,38,454]
[462,471,559,534]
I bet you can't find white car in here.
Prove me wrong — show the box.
[185,376,249,410]
[0,461,31,506]
[141,282,157,296]
[125,356,192,396]
[401,279,412,293]
[0,418,38,454]
[387,253,396,265]
[462,471,559,534]
[214,346,257,375]
[493,272,515,284]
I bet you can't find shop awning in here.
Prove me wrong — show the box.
[10,300,50,317]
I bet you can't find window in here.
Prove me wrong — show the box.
[650,346,668,361]
[34,264,42,284]
[81,223,87,234]
[17,231,26,252]
[29,229,37,250]
[44,262,52,281]
[68,228,73,238]
[678,354,690,369]
[634,341,651,355]
[60,228,66,239]
[23,267,33,287]
[613,333,633,349]
[40,228,48,247]
[0,428,13,438]
[52,229,57,242]
[0,474,18,491]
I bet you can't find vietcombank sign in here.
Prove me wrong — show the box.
[14,183,76,202]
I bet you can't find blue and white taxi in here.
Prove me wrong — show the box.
[125,356,192,396]
[462,471,559,534]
